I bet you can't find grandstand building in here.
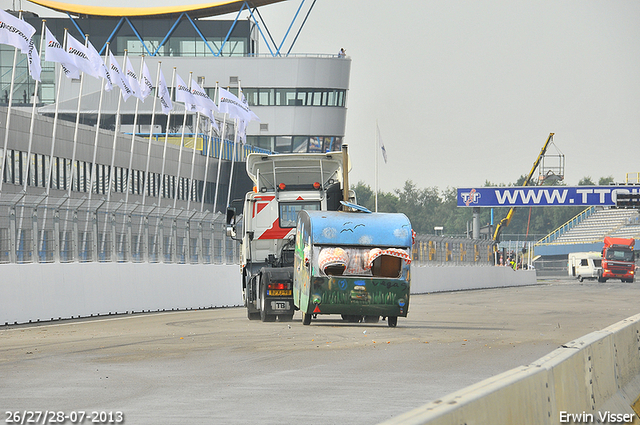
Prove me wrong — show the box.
[0,1,350,264]
[0,0,350,210]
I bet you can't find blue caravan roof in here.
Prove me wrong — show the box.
[301,210,412,247]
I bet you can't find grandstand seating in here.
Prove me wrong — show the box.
[548,208,639,245]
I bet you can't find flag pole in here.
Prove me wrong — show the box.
[22,19,46,193]
[201,114,215,212]
[225,117,239,211]
[157,67,176,207]
[186,105,201,211]
[45,28,69,196]
[213,111,227,213]
[87,39,109,201]
[173,71,192,210]
[124,55,145,205]
[107,49,128,202]
[0,11,22,196]
[142,61,161,206]
[67,34,90,197]
[201,82,218,212]
[375,120,379,212]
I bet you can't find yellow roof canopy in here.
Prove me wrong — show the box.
[27,0,286,18]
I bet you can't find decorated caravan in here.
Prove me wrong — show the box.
[294,209,413,327]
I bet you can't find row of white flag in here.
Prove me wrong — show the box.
[0,9,259,133]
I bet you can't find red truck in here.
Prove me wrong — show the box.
[599,236,636,283]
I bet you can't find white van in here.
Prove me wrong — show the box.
[568,252,603,282]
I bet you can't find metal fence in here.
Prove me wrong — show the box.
[0,194,239,265]
[412,235,496,266]
[1,194,497,266]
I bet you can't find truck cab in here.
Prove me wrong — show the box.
[600,236,636,283]
[227,151,351,321]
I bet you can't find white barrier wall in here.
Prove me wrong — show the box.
[411,265,536,293]
[0,264,537,325]
[0,263,243,325]
[380,313,640,425]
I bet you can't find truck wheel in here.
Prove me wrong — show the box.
[302,312,312,325]
[260,286,276,322]
[387,316,398,327]
[247,310,260,320]
[598,277,606,283]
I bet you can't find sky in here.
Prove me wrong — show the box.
[6,0,640,193]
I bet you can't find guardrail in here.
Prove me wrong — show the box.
[1,197,496,267]
[0,195,240,265]
[412,235,495,266]
[380,313,640,425]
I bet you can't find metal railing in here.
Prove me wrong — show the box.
[412,235,495,266]
[1,193,498,267]
[0,194,240,265]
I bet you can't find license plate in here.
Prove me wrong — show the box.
[268,290,292,296]
[271,301,290,311]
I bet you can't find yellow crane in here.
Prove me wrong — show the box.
[492,133,557,243]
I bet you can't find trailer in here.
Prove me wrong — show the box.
[294,208,413,327]
[568,251,602,282]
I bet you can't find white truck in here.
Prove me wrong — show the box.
[226,147,353,321]
[567,251,602,282]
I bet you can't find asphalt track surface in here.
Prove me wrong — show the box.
[1,277,639,425]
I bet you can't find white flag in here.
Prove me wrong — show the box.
[44,27,79,79]
[190,80,218,112]
[27,39,40,82]
[125,57,142,100]
[157,69,172,114]
[377,123,387,163]
[175,73,196,107]
[0,9,35,53]
[140,61,153,100]
[218,87,255,123]
[239,86,259,122]
[85,41,111,90]
[66,34,99,78]
[237,119,247,144]
[189,79,219,129]
[108,51,132,101]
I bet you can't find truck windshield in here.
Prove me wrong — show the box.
[606,249,634,262]
[280,202,321,228]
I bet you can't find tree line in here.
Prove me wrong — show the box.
[352,175,614,240]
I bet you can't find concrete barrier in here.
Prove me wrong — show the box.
[380,313,640,425]
[411,265,537,293]
[0,263,537,325]
[0,262,242,325]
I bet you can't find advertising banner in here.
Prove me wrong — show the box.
[457,186,640,208]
